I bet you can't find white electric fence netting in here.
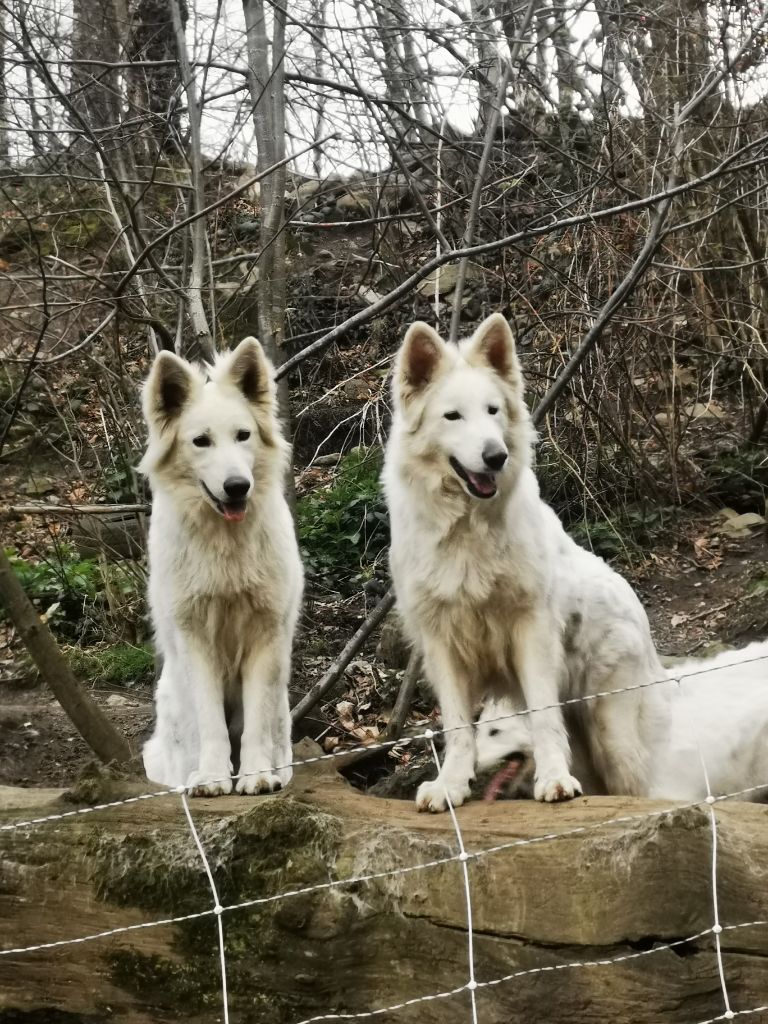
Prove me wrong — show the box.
[2,652,768,1024]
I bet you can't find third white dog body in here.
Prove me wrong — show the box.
[477,642,768,803]
[383,313,668,812]
[141,338,303,797]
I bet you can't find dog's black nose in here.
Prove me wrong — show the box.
[223,476,250,499]
[482,446,508,472]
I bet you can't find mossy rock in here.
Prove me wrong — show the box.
[3,769,768,1023]
[89,798,344,1020]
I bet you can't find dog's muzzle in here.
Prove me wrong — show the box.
[201,480,249,522]
[449,456,500,499]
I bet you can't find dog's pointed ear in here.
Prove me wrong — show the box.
[469,314,521,386]
[396,322,447,401]
[143,351,195,428]
[226,336,273,404]
[222,336,282,449]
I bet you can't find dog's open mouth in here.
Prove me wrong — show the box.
[449,457,498,499]
[483,753,526,802]
[201,482,247,523]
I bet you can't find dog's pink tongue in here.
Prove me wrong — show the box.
[483,760,520,802]
[467,471,496,496]
[223,507,246,523]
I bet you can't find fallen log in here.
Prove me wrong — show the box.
[1,747,767,1024]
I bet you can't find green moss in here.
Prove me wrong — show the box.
[92,799,339,907]
[67,643,154,688]
[106,949,211,1009]
[107,947,297,1021]
[92,799,343,1021]
[54,210,107,249]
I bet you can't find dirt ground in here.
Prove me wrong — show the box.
[1,511,766,791]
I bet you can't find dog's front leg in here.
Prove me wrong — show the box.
[237,640,289,795]
[416,642,475,813]
[182,640,233,797]
[513,612,581,803]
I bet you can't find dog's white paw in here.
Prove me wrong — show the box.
[236,770,283,795]
[275,764,293,789]
[534,772,582,803]
[186,770,233,797]
[415,777,472,813]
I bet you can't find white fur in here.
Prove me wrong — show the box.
[383,313,667,812]
[477,643,768,802]
[140,339,303,797]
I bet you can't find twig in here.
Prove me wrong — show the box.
[114,136,334,299]
[95,151,160,356]
[291,590,396,722]
[387,650,421,741]
[275,140,768,381]
[6,503,150,516]
[532,195,675,424]
[332,651,422,772]
[448,0,537,342]
[0,547,133,764]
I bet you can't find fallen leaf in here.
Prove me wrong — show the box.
[693,534,723,569]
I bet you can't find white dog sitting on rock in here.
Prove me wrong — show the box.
[140,338,303,797]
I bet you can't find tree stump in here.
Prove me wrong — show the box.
[1,745,768,1023]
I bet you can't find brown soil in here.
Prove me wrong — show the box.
[0,687,153,787]
[633,517,768,655]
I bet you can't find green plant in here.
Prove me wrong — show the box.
[100,457,142,504]
[297,447,389,589]
[67,642,155,688]
[3,544,144,641]
[569,505,682,562]
[703,448,768,514]
[6,543,102,607]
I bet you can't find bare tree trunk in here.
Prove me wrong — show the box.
[15,1,47,158]
[242,0,296,505]
[311,0,327,181]
[70,0,122,143]
[469,0,500,131]
[372,1,410,128]
[552,1,576,121]
[595,0,624,110]
[0,9,9,167]
[126,0,186,158]
[735,204,768,443]
[0,547,133,764]
[371,0,429,140]
[170,0,214,361]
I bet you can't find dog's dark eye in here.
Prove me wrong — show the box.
[236,430,251,442]
[488,405,499,415]
[444,411,462,421]
[488,727,500,737]
[192,435,211,448]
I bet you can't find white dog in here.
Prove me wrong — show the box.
[477,643,768,803]
[140,338,303,797]
[383,313,667,812]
